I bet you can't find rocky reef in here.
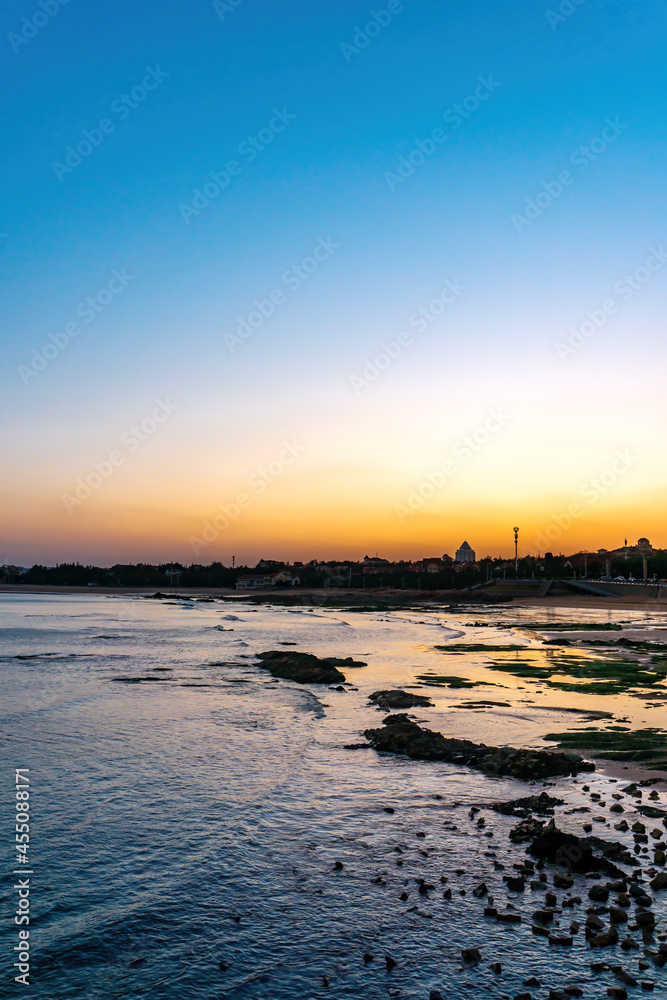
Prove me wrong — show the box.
[369,690,434,709]
[256,650,365,684]
[363,714,595,782]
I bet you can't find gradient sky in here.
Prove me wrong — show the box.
[1,0,666,566]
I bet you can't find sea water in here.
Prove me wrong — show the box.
[0,593,666,998]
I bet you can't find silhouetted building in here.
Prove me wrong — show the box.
[455,541,475,563]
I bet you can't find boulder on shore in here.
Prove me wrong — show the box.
[363,714,594,782]
[369,690,433,709]
[256,651,351,684]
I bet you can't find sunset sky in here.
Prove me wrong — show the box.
[2,0,666,566]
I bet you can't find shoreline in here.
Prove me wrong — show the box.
[3,583,667,610]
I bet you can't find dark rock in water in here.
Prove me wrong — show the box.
[590,928,619,948]
[504,875,526,892]
[589,885,610,902]
[492,791,564,817]
[489,961,502,973]
[430,992,444,1000]
[363,953,374,965]
[333,861,344,870]
[369,689,433,709]
[385,955,397,971]
[511,818,547,843]
[326,656,367,668]
[613,968,638,986]
[587,913,605,932]
[636,908,655,928]
[256,650,348,684]
[461,948,482,962]
[362,715,594,781]
[527,820,627,877]
[554,874,574,889]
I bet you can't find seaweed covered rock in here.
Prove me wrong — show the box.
[256,651,349,684]
[363,714,594,781]
[369,690,433,709]
[527,819,628,876]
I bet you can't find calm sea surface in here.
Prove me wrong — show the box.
[1,593,666,999]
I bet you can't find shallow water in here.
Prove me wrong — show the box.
[0,594,666,998]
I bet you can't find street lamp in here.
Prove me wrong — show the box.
[513,526,519,577]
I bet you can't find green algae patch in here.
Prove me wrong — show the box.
[519,622,624,631]
[478,647,667,697]
[542,727,667,762]
[457,700,512,709]
[417,674,486,689]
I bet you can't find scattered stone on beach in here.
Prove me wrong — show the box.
[362,715,594,781]
[369,689,433,709]
[256,650,352,684]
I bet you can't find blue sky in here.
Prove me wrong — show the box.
[2,0,666,564]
